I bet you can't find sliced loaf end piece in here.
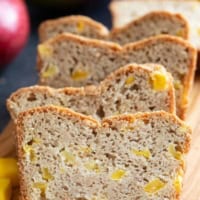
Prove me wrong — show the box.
[110,11,189,45]
[39,15,109,42]
[16,106,191,200]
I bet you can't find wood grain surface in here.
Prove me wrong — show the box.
[1,76,200,200]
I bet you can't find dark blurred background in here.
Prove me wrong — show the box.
[0,0,112,132]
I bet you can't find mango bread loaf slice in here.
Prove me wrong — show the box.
[37,34,197,119]
[7,63,175,121]
[110,0,200,51]
[39,15,108,43]
[39,12,188,44]
[16,106,191,200]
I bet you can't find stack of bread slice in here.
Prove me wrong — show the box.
[7,6,197,200]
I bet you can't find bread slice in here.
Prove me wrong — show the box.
[110,0,200,50]
[37,33,197,119]
[7,63,175,121]
[39,15,108,43]
[38,12,189,45]
[16,106,191,200]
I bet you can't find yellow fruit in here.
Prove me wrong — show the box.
[33,182,46,197]
[144,178,166,194]
[111,169,126,181]
[150,71,169,91]
[168,144,183,161]
[0,158,19,187]
[84,161,100,173]
[173,171,183,194]
[23,145,37,162]
[0,178,12,200]
[71,69,89,81]
[41,64,59,78]
[61,150,76,165]
[42,168,54,181]
[125,76,135,85]
[132,149,151,159]
[38,44,53,58]
[176,29,184,38]
[77,21,85,33]
[174,80,182,90]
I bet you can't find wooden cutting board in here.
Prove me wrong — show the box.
[1,75,200,200]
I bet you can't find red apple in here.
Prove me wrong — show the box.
[0,0,30,67]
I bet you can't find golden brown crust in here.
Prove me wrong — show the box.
[39,12,189,43]
[39,15,109,42]
[110,11,189,40]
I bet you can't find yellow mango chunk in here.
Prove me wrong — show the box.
[176,29,184,38]
[61,150,76,165]
[33,182,46,197]
[111,169,126,181]
[77,21,85,33]
[38,44,53,58]
[144,178,166,194]
[80,146,92,156]
[150,71,169,91]
[71,69,89,81]
[42,168,54,181]
[41,64,59,78]
[168,144,183,161]
[132,149,151,159]
[125,76,134,85]
[23,145,37,162]
[84,161,100,173]
[173,171,183,194]
[0,158,19,187]
[0,178,12,200]
[174,80,182,90]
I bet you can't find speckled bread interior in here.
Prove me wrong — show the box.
[16,106,191,200]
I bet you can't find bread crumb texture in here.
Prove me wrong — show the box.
[16,107,191,200]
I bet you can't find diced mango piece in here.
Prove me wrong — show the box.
[144,178,166,194]
[77,21,85,33]
[0,178,12,200]
[168,144,183,161]
[38,44,53,58]
[42,168,54,181]
[71,69,89,81]
[150,71,169,91]
[84,161,100,173]
[132,149,151,159]
[23,145,37,162]
[111,169,126,181]
[176,29,184,38]
[41,64,59,78]
[174,80,182,90]
[80,146,92,156]
[61,150,76,165]
[33,182,46,197]
[125,76,134,85]
[173,170,183,194]
[0,158,19,187]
